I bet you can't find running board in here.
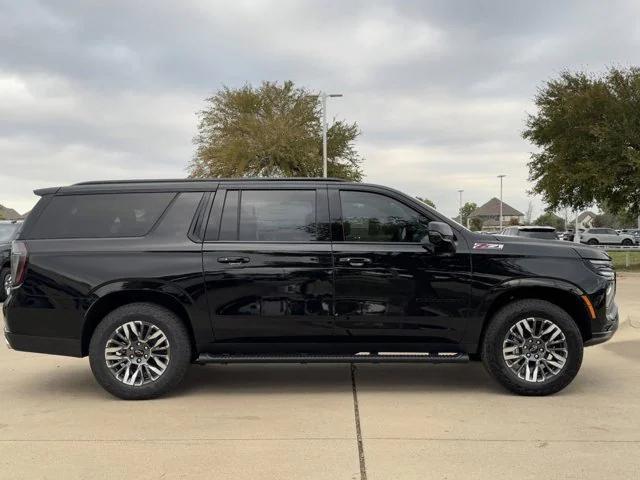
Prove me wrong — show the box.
[195,352,469,365]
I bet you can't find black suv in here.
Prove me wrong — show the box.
[3,179,618,399]
[0,220,23,302]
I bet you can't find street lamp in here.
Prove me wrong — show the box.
[497,175,506,230]
[320,92,343,178]
[457,189,464,224]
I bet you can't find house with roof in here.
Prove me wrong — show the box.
[569,211,597,230]
[468,197,524,231]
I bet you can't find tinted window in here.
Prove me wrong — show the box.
[340,190,428,242]
[218,190,239,241]
[239,190,316,241]
[32,193,174,239]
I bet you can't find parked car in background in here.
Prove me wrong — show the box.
[620,229,640,244]
[562,229,585,242]
[580,228,635,246]
[0,220,23,302]
[499,226,558,240]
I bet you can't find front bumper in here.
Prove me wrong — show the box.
[584,299,619,347]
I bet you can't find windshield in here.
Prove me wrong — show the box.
[0,223,20,242]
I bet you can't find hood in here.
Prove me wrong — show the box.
[477,233,610,260]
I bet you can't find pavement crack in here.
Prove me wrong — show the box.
[350,363,367,480]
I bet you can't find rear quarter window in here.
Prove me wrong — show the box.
[30,193,175,239]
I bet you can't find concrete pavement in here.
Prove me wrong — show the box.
[1,276,639,479]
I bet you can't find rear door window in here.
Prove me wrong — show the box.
[239,190,316,241]
[31,193,174,239]
[206,189,317,242]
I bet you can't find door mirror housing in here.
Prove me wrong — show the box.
[422,221,455,253]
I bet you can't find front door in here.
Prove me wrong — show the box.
[202,186,334,350]
[330,187,471,350]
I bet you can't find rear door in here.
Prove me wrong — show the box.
[605,228,621,244]
[202,185,334,347]
[329,186,471,348]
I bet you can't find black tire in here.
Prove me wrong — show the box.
[89,303,192,400]
[482,299,583,396]
[622,238,633,246]
[0,267,10,302]
[587,238,598,245]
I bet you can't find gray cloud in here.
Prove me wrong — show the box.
[1,0,639,217]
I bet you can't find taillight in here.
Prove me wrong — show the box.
[10,240,28,288]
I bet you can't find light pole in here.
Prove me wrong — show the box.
[497,175,506,230]
[457,189,464,224]
[320,92,343,178]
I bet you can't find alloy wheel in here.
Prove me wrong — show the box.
[502,317,568,383]
[104,321,170,386]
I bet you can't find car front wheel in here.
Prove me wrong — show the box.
[587,238,598,245]
[89,302,192,400]
[482,299,583,396]
[622,238,633,246]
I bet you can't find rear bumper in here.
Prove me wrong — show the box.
[4,332,83,357]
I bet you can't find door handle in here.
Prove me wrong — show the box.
[217,256,250,264]
[338,257,371,267]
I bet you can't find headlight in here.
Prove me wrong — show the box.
[586,260,616,314]
[605,280,616,311]
[587,259,615,279]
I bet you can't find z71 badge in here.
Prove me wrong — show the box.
[473,242,504,250]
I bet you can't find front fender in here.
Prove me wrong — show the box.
[475,277,585,319]
[462,277,588,351]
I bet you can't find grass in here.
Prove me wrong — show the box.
[608,251,640,271]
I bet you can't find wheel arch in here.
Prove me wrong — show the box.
[473,280,593,353]
[81,289,197,357]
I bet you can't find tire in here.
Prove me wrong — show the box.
[89,303,192,400]
[482,299,583,396]
[622,239,633,246]
[0,267,10,302]
[587,238,598,245]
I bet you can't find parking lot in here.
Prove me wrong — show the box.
[0,276,639,480]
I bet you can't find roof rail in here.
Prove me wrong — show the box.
[73,177,347,186]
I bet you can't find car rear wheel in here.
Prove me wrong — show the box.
[587,238,599,245]
[482,299,583,396]
[0,268,10,302]
[89,303,192,400]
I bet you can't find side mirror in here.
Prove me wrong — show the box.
[422,221,455,253]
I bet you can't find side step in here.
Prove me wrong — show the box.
[195,352,469,365]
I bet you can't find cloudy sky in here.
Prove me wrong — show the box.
[1,0,639,218]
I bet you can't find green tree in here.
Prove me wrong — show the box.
[534,211,565,230]
[416,197,436,209]
[189,81,363,180]
[469,217,483,231]
[458,201,477,226]
[591,206,637,229]
[523,67,640,217]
